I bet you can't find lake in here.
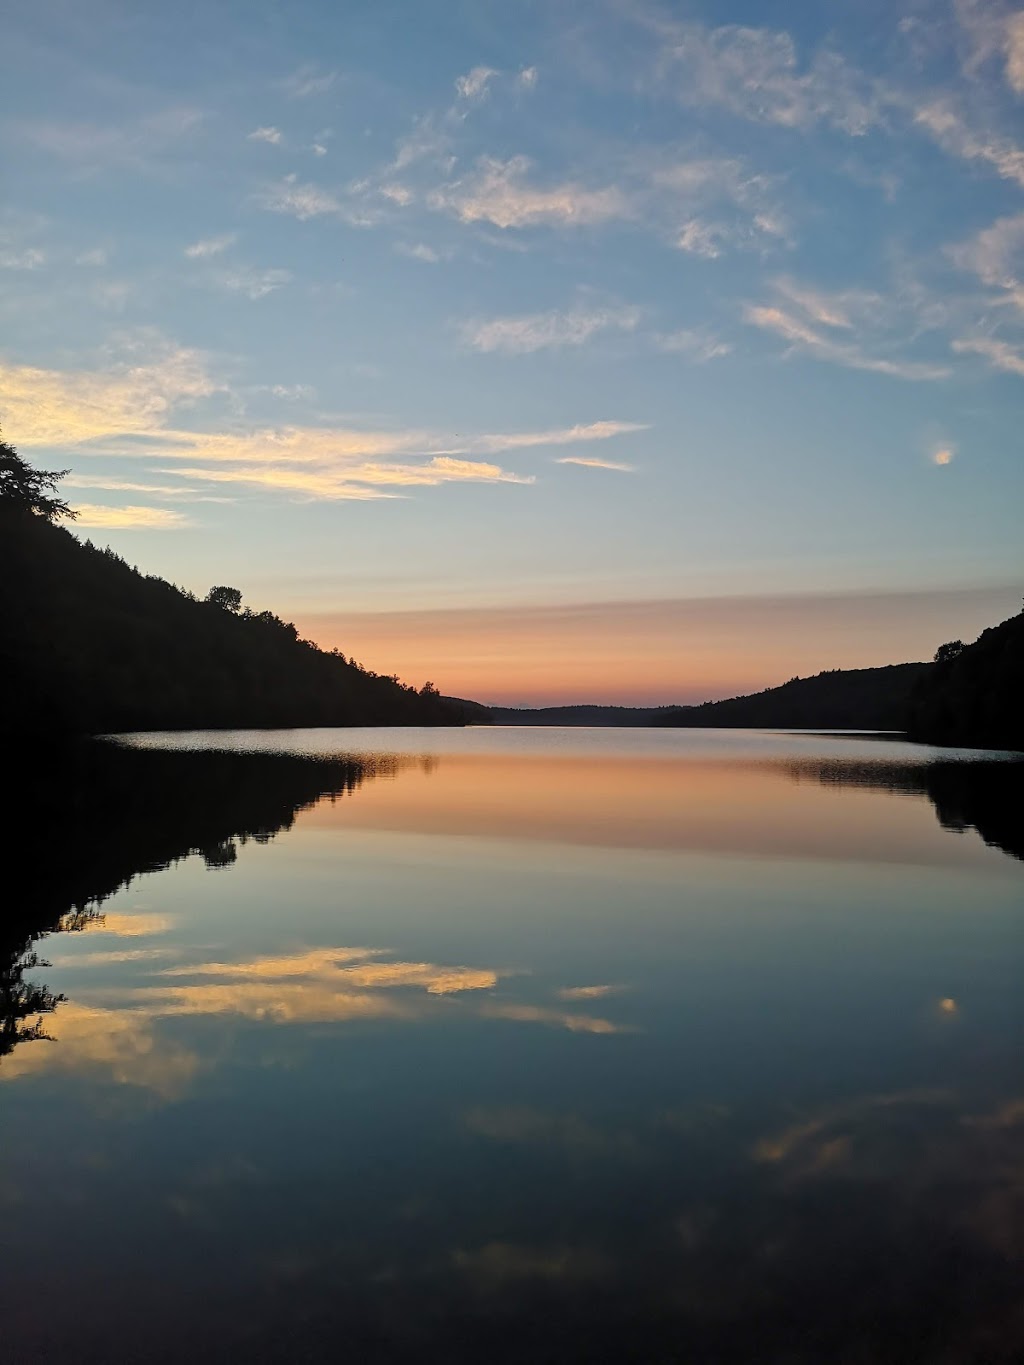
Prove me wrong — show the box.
[2,728,1022,1363]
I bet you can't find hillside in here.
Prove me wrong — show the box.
[656,663,929,732]
[0,491,468,737]
[907,610,1024,749]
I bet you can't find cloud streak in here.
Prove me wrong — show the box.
[72,503,192,529]
[744,278,950,380]
[430,155,631,229]
[952,334,1024,375]
[462,306,640,353]
[556,456,635,472]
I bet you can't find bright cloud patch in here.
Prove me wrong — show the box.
[0,347,217,446]
[73,503,192,529]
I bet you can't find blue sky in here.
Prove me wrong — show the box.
[3,0,1023,702]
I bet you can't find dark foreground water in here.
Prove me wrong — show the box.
[2,728,1022,1364]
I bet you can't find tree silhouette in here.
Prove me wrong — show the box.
[934,640,965,664]
[0,434,76,523]
[206,585,243,613]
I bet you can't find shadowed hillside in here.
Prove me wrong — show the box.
[908,610,1024,750]
[656,663,928,732]
[0,442,468,736]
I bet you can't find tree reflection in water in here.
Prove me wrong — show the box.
[2,741,372,1062]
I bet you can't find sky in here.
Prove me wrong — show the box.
[3,0,1023,705]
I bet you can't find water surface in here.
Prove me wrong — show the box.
[2,729,1022,1363]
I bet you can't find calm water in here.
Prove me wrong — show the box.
[3,728,1022,1363]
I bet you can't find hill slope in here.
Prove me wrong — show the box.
[907,611,1024,749]
[657,663,928,731]
[0,510,468,736]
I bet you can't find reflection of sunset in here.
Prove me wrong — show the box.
[302,754,998,868]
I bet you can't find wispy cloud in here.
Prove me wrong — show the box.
[248,125,284,146]
[650,156,790,255]
[395,242,441,263]
[952,333,1024,374]
[218,266,292,299]
[655,329,732,361]
[948,211,1024,311]
[744,283,950,380]
[184,233,237,259]
[72,503,192,529]
[474,420,648,452]
[392,114,454,172]
[64,474,204,498]
[75,247,108,267]
[430,155,631,229]
[462,306,640,353]
[770,279,850,329]
[168,459,533,501]
[955,0,1024,93]
[0,247,44,270]
[257,175,344,220]
[675,219,726,258]
[1009,12,1024,91]
[914,100,1024,188]
[556,456,635,472]
[455,66,498,101]
[518,66,539,90]
[21,107,204,173]
[279,66,337,98]
[257,174,389,227]
[635,13,882,134]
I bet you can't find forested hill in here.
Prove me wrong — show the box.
[656,663,929,732]
[907,610,1024,749]
[0,500,468,737]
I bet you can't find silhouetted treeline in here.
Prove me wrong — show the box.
[656,663,927,732]
[0,504,469,737]
[483,703,687,726]
[907,610,1024,750]
[2,740,376,1059]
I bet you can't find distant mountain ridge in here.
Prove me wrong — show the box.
[475,703,687,727]
[466,664,929,732]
